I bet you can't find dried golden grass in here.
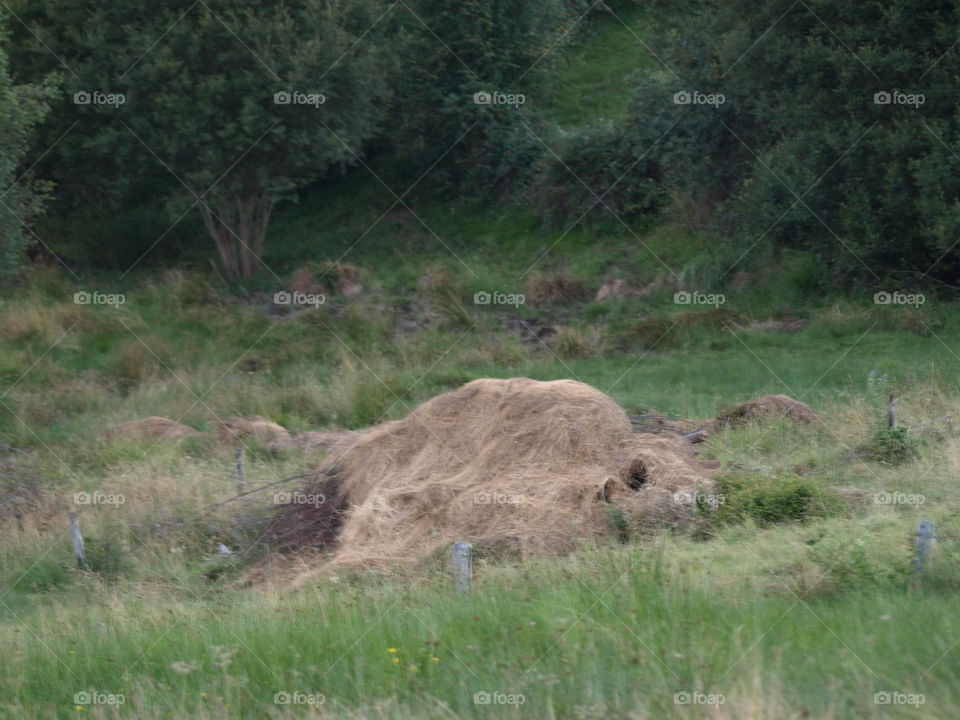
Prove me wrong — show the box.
[715,394,820,428]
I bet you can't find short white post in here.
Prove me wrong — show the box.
[235,446,246,494]
[914,520,934,574]
[451,542,472,593]
[68,512,87,569]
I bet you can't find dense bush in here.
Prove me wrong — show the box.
[527,120,665,226]
[0,24,55,278]
[396,0,586,158]
[623,0,960,287]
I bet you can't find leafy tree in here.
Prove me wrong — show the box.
[0,16,56,277]
[13,0,393,281]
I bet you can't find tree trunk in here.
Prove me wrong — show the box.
[199,186,274,282]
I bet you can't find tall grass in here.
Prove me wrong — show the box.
[3,273,960,718]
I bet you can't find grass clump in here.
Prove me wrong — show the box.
[525,269,591,305]
[711,472,847,527]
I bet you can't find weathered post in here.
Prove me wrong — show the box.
[914,520,934,574]
[235,446,246,494]
[68,512,87,569]
[888,392,898,429]
[451,542,472,594]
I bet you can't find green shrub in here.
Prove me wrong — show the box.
[625,0,960,286]
[712,473,846,527]
[865,426,922,465]
[85,536,132,581]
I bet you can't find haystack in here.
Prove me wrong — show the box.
[278,378,715,565]
[715,394,819,428]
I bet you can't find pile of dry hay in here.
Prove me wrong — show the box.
[274,378,716,566]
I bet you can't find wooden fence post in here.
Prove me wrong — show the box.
[68,512,87,569]
[914,520,934,574]
[888,392,898,429]
[235,447,246,494]
[451,542,472,594]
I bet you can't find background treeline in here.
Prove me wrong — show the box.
[2,0,960,289]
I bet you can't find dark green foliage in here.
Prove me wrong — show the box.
[11,0,393,279]
[395,0,587,188]
[528,120,665,226]
[626,0,960,287]
[0,17,56,277]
